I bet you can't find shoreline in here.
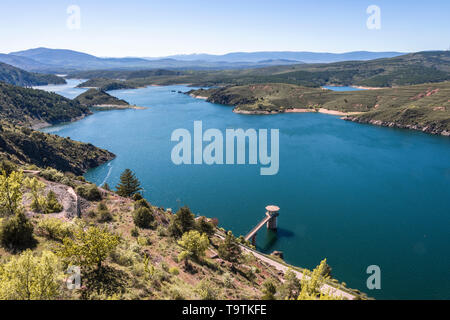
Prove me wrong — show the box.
[233,107,363,117]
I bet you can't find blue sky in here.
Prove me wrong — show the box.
[0,0,449,57]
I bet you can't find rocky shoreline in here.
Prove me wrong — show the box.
[343,116,450,136]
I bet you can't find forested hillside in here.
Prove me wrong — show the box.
[0,62,65,86]
[0,82,90,128]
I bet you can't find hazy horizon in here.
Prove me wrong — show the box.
[1,0,449,57]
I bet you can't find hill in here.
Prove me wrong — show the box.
[188,82,450,136]
[70,51,450,89]
[7,48,302,72]
[164,51,404,63]
[74,89,142,110]
[0,82,90,128]
[0,62,66,86]
[0,121,115,175]
[0,166,366,300]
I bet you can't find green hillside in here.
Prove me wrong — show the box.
[0,121,115,175]
[0,62,66,86]
[75,89,130,107]
[0,82,90,128]
[72,51,450,89]
[188,82,450,135]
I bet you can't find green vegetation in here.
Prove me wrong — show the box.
[0,62,66,87]
[72,51,450,89]
[76,184,102,201]
[0,121,115,175]
[0,167,363,300]
[0,250,63,300]
[168,206,196,238]
[0,212,35,250]
[177,230,210,264]
[45,191,63,213]
[0,82,89,127]
[218,231,242,265]
[0,170,24,216]
[75,88,132,109]
[116,169,142,198]
[190,81,450,135]
[133,207,154,229]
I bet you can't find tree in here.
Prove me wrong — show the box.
[24,177,46,213]
[281,269,301,299]
[168,206,196,238]
[0,170,24,217]
[116,169,142,198]
[45,191,63,214]
[0,250,63,300]
[57,225,120,272]
[196,217,215,237]
[0,211,35,250]
[177,230,209,263]
[261,281,277,300]
[218,231,242,264]
[133,207,154,229]
[297,259,339,300]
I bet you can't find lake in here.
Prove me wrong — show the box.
[41,81,450,300]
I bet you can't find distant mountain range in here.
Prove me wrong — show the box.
[159,51,406,64]
[0,48,406,73]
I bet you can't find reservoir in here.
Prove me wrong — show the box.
[41,82,450,299]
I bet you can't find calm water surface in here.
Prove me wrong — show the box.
[41,83,450,299]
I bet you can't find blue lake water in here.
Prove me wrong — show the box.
[41,82,450,300]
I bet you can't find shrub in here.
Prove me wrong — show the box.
[133,207,154,229]
[134,198,150,210]
[96,202,113,223]
[0,212,35,250]
[196,217,215,237]
[168,206,195,238]
[169,267,179,275]
[45,191,63,213]
[131,227,139,237]
[132,193,143,201]
[0,160,17,176]
[36,218,73,241]
[0,250,63,300]
[195,280,219,300]
[40,168,65,183]
[177,230,209,261]
[76,184,102,201]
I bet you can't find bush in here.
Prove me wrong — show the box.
[76,184,102,201]
[45,191,63,214]
[36,218,73,241]
[132,193,143,201]
[96,202,113,223]
[168,206,195,238]
[131,227,139,237]
[133,207,154,229]
[134,198,150,210]
[40,168,65,183]
[169,267,179,275]
[0,212,35,250]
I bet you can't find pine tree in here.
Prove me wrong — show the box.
[218,231,242,264]
[116,169,142,198]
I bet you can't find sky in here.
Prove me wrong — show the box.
[0,0,449,57]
